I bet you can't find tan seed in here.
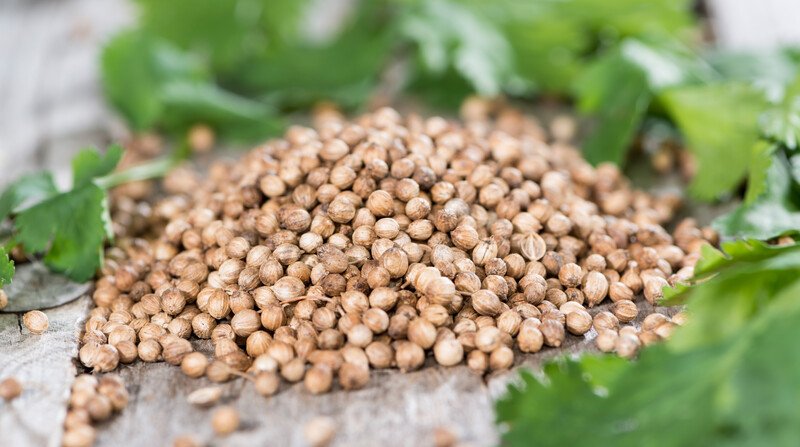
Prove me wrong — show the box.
[211,405,240,436]
[22,310,48,334]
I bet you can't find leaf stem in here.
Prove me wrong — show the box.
[95,150,185,190]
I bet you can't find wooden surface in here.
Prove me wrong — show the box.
[0,1,787,446]
[0,297,91,447]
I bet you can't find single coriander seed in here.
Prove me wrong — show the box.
[211,405,240,436]
[22,310,48,334]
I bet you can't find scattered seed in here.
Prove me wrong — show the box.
[0,377,22,401]
[187,386,223,407]
[23,310,48,334]
[304,416,336,447]
[211,405,239,436]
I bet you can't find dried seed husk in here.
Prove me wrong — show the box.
[187,386,223,407]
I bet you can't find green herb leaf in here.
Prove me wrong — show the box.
[135,0,308,75]
[0,172,58,222]
[0,248,14,287]
[713,153,800,240]
[136,0,254,72]
[496,362,603,446]
[708,48,800,93]
[761,75,800,149]
[743,141,777,204]
[492,0,696,94]
[102,30,279,139]
[574,52,651,165]
[497,241,800,447]
[10,147,125,283]
[71,145,124,188]
[504,16,588,93]
[693,239,786,277]
[240,25,391,110]
[401,0,519,96]
[158,81,283,140]
[660,82,767,200]
[14,184,109,283]
[102,30,204,130]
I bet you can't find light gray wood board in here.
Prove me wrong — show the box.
[1,262,91,312]
[0,296,91,447]
[93,299,671,447]
[0,0,131,185]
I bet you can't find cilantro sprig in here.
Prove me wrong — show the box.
[0,146,181,286]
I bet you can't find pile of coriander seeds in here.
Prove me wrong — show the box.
[81,102,717,396]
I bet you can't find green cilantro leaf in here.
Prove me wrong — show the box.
[692,239,787,277]
[573,38,710,166]
[101,30,280,140]
[709,48,800,93]
[401,0,519,97]
[761,75,800,149]
[239,4,392,110]
[0,248,14,287]
[135,0,265,75]
[504,15,588,93]
[714,154,800,240]
[496,362,603,446]
[490,0,696,94]
[660,82,767,200]
[0,172,58,222]
[574,51,652,165]
[71,145,124,188]
[9,147,127,283]
[135,0,308,76]
[743,141,777,204]
[101,30,203,130]
[14,183,110,283]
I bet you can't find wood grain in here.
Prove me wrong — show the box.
[1,262,91,313]
[0,296,91,447]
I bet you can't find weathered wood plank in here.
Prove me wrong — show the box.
[0,0,130,184]
[97,362,497,447]
[1,262,91,313]
[0,296,91,447]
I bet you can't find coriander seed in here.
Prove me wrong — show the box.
[181,352,209,378]
[611,300,638,323]
[304,416,337,447]
[304,365,333,394]
[22,310,48,334]
[433,338,463,366]
[0,377,22,401]
[254,371,281,396]
[211,405,240,436]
